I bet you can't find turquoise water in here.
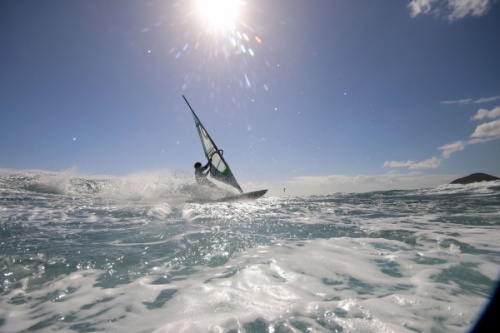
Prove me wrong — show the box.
[1,171,499,332]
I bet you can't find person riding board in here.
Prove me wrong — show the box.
[194,158,217,188]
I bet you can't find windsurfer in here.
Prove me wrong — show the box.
[194,159,217,188]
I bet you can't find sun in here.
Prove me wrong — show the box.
[195,0,241,31]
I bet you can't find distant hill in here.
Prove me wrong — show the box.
[450,173,500,184]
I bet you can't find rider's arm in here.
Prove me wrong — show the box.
[203,157,212,170]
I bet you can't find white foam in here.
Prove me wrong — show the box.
[0,236,494,333]
[1,173,498,332]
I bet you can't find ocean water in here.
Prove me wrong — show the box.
[1,170,499,333]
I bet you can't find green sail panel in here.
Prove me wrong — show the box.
[184,96,243,193]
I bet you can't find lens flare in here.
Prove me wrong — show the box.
[146,0,279,106]
[196,0,240,31]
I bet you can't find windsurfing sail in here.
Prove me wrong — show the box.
[183,95,244,193]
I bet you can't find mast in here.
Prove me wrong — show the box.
[183,95,244,193]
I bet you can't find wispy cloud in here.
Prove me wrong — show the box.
[384,157,442,170]
[438,140,465,158]
[408,156,442,169]
[385,104,500,171]
[440,98,473,105]
[408,0,495,21]
[383,160,414,168]
[440,95,500,105]
[384,143,462,171]
[271,106,499,193]
[285,172,456,194]
[408,0,436,17]
[469,106,500,143]
[471,106,500,120]
[473,96,500,104]
[470,119,500,141]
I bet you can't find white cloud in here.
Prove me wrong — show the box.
[384,155,448,170]
[383,160,415,168]
[408,0,437,17]
[384,141,464,171]
[284,172,456,195]
[472,96,500,104]
[447,0,492,20]
[408,0,494,20]
[409,157,442,169]
[384,102,499,173]
[439,140,465,158]
[470,119,500,139]
[440,95,500,105]
[471,106,500,120]
[440,98,473,105]
[385,157,443,170]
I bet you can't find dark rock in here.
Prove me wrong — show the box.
[450,173,500,184]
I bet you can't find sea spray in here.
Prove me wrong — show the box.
[1,170,499,332]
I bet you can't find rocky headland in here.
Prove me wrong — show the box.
[450,173,500,185]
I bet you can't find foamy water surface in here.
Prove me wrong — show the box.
[1,171,499,332]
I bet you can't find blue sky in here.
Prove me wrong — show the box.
[1,0,500,195]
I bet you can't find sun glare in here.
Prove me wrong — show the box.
[196,0,241,31]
